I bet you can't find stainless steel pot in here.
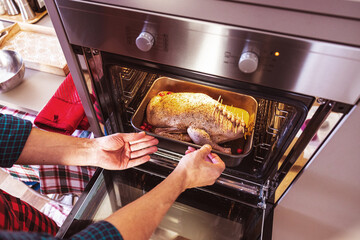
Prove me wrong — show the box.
[0,49,25,93]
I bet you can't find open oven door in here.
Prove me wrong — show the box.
[56,167,267,240]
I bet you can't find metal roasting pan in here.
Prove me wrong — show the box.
[131,77,258,167]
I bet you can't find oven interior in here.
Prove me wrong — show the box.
[85,50,311,189]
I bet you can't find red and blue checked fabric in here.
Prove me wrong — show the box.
[0,106,39,182]
[0,114,31,167]
[0,113,32,168]
[0,220,123,239]
[71,221,123,240]
[0,189,58,235]
[39,165,97,195]
[4,165,40,182]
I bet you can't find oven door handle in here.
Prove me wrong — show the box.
[151,148,261,196]
[216,177,260,195]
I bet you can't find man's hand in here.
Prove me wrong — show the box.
[174,144,225,190]
[92,132,158,170]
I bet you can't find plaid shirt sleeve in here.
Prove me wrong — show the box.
[70,221,123,240]
[0,114,32,168]
[0,221,123,240]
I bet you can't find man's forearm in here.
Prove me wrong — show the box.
[105,169,187,240]
[16,128,94,166]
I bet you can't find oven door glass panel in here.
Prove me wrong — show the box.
[274,101,345,202]
[60,169,264,239]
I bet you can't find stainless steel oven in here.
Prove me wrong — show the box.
[44,0,360,239]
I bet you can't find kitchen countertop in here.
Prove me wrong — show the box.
[0,15,65,115]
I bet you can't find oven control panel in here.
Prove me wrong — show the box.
[56,0,360,104]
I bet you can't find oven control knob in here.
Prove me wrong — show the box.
[238,52,259,73]
[136,32,154,52]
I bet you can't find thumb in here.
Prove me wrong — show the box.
[198,144,212,159]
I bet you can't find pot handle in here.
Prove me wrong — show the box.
[0,30,8,44]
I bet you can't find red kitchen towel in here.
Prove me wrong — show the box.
[34,73,89,135]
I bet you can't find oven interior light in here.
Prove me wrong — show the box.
[274,51,280,57]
